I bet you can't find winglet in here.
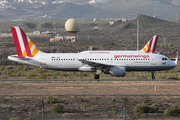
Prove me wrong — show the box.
[141,35,159,53]
[11,26,42,57]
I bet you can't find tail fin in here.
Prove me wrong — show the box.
[141,35,159,53]
[175,52,179,66]
[11,26,43,57]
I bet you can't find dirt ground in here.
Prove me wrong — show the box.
[0,80,180,120]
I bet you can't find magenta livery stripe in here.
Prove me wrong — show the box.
[152,36,158,53]
[147,37,153,53]
[20,28,33,57]
[11,27,24,57]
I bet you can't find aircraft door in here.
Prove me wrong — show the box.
[151,55,156,65]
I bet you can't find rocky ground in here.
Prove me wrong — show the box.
[0,80,180,120]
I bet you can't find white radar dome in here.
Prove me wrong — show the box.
[65,18,79,33]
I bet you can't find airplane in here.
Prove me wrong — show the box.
[8,26,176,80]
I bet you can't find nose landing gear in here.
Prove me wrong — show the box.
[151,71,155,80]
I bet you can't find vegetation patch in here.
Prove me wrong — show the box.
[24,117,36,120]
[45,96,58,104]
[51,103,64,113]
[165,108,180,116]
[9,117,22,120]
[133,104,159,113]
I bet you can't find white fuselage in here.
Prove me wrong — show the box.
[8,50,176,72]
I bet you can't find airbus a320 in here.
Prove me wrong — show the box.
[8,27,176,79]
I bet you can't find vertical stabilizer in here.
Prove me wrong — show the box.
[11,26,43,57]
[141,35,159,53]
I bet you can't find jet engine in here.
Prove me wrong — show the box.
[109,67,126,77]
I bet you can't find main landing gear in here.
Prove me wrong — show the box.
[94,74,100,79]
[151,71,155,80]
[94,69,102,79]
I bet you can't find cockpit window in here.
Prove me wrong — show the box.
[162,57,168,61]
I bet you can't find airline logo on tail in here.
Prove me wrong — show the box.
[11,27,40,57]
[142,35,158,53]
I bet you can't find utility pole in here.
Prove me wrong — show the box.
[137,14,139,50]
[42,98,44,120]
[53,19,56,36]
[119,97,131,120]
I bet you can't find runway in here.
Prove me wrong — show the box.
[0,79,180,97]
[0,78,179,81]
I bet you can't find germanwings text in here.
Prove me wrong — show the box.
[114,55,150,59]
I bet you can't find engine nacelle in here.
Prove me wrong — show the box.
[109,67,126,77]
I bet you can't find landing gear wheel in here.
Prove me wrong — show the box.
[94,75,100,79]
[152,76,155,80]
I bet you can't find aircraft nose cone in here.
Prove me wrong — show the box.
[171,61,176,67]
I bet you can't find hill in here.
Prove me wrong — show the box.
[32,2,109,19]
[30,0,180,20]
[2,0,180,21]
[98,14,180,46]
[92,0,180,18]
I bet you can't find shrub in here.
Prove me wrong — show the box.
[165,109,172,116]
[51,103,64,113]
[24,117,35,120]
[111,99,116,103]
[133,104,159,113]
[45,96,57,104]
[150,104,159,113]
[171,108,180,115]
[133,104,149,113]
[9,117,22,120]
[165,108,180,116]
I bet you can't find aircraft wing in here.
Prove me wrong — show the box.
[79,59,114,69]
